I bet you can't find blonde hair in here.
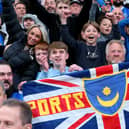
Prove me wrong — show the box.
[27,24,50,43]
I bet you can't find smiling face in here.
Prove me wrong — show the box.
[81,24,100,46]
[100,18,112,35]
[49,48,69,68]
[106,42,125,64]
[0,65,13,90]
[44,0,56,13]
[35,49,48,65]
[27,27,42,46]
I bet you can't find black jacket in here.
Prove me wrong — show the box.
[2,0,39,87]
[60,25,107,69]
[26,0,92,42]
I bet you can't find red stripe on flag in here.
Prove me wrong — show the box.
[96,65,113,76]
[102,114,121,129]
[68,112,95,129]
[39,79,79,87]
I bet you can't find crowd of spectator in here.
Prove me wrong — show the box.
[0,0,129,127]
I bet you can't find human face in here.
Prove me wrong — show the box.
[44,0,56,13]
[23,19,35,30]
[0,106,31,129]
[0,87,6,106]
[112,8,125,22]
[81,25,100,46]
[14,3,26,20]
[70,3,82,16]
[27,27,42,46]
[0,65,13,90]
[100,18,112,35]
[35,49,48,65]
[56,2,70,17]
[106,43,125,64]
[49,49,69,68]
[104,2,112,12]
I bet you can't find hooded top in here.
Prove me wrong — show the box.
[22,13,50,43]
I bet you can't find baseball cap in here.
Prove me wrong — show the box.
[70,0,81,5]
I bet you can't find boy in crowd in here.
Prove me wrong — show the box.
[35,41,83,79]
[61,21,107,69]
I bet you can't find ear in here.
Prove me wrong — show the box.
[24,124,32,129]
[106,55,109,63]
[66,53,69,60]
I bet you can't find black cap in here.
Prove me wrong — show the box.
[70,0,82,5]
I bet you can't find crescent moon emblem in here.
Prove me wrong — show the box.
[97,92,119,107]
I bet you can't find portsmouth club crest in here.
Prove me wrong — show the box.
[83,70,128,116]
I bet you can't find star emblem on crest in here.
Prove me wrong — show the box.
[103,86,111,96]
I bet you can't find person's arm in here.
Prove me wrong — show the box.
[68,64,83,72]
[26,0,57,29]
[105,12,121,40]
[60,24,81,51]
[74,0,92,28]
[67,0,92,39]
[112,24,121,40]
[1,0,25,43]
[118,18,129,37]
[3,44,33,69]
[89,2,99,21]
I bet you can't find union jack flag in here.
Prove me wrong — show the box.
[23,62,129,129]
